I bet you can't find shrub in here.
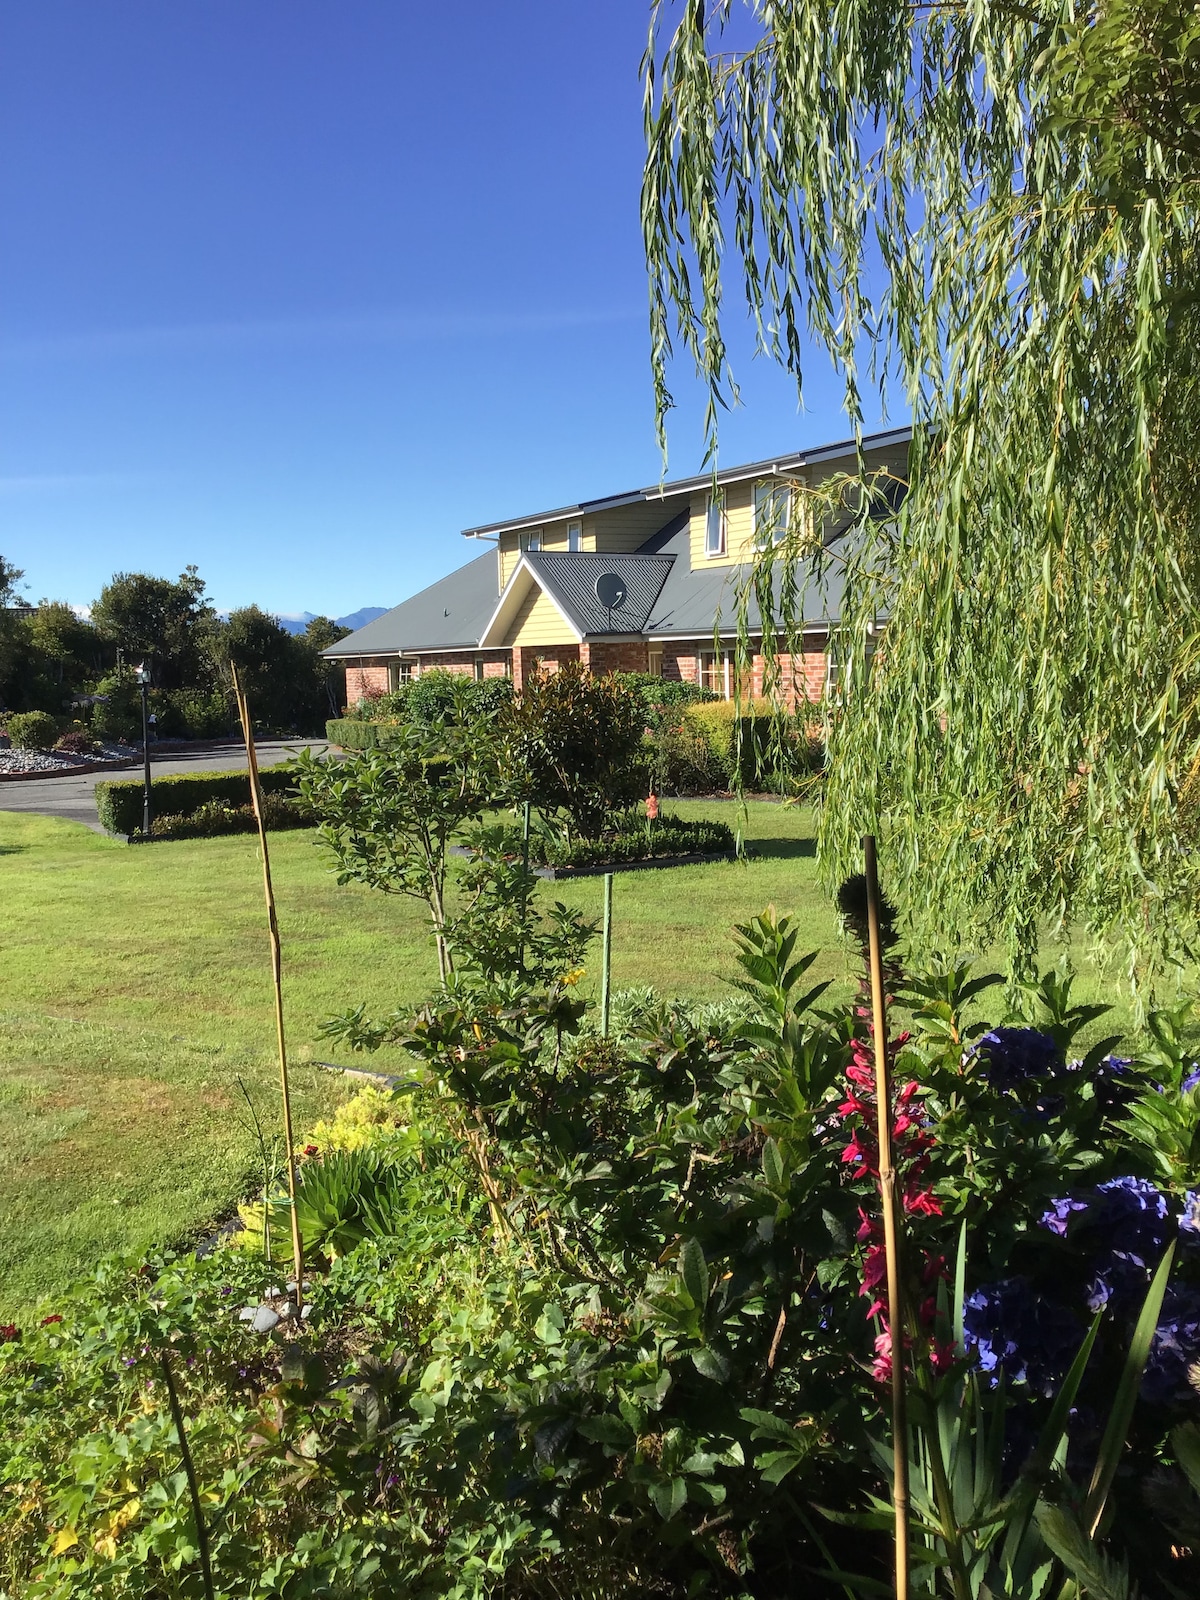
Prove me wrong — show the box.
[158,686,233,739]
[684,699,823,790]
[5,710,60,750]
[95,765,298,836]
[644,723,729,794]
[609,671,718,730]
[509,661,646,839]
[89,671,144,743]
[538,811,735,869]
[325,717,403,750]
[53,727,101,756]
[146,792,306,841]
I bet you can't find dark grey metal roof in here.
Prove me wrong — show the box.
[460,425,911,539]
[321,550,499,658]
[639,519,845,637]
[525,552,674,636]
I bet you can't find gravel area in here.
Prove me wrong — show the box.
[0,743,135,774]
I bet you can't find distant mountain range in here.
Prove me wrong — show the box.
[273,606,388,635]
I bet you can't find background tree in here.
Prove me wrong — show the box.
[644,0,1200,980]
[303,615,350,717]
[208,606,330,734]
[91,566,214,689]
[0,556,27,701]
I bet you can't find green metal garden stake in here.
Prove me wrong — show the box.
[600,872,613,1036]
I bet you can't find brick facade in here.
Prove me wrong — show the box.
[511,643,580,693]
[342,638,827,709]
[579,641,650,675]
[344,664,391,704]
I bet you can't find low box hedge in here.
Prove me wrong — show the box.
[325,718,404,750]
[95,766,298,837]
[538,814,735,870]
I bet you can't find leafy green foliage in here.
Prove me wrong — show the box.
[507,661,647,841]
[91,566,215,691]
[644,0,1200,980]
[4,710,60,750]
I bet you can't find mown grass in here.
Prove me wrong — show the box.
[0,801,1162,1314]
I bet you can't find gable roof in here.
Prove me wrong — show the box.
[320,549,499,659]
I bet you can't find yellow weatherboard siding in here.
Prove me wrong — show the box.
[689,478,765,567]
[505,584,578,648]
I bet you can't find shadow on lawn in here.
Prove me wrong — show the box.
[744,836,817,861]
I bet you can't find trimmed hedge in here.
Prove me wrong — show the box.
[146,793,308,842]
[95,766,298,837]
[325,718,406,749]
[539,814,734,869]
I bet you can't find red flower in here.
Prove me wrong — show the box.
[0,1324,20,1344]
[302,1144,319,1158]
[40,1314,63,1326]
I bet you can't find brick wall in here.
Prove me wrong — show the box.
[512,643,580,693]
[579,641,650,675]
[750,649,827,710]
[345,664,390,705]
[412,650,512,679]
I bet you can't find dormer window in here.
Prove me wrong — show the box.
[520,528,542,552]
[753,481,791,548]
[568,521,582,552]
[705,491,727,557]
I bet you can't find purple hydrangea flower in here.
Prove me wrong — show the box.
[968,1028,1061,1093]
[1041,1196,1088,1237]
[1142,1286,1200,1406]
[962,1276,1083,1396]
[1180,1191,1200,1245]
[1182,1065,1200,1094]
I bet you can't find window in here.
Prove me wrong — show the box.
[520,527,542,552]
[567,521,582,552]
[698,650,733,699]
[647,643,663,677]
[392,659,416,688]
[474,657,486,682]
[753,481,791,548]
[705,491,727,557]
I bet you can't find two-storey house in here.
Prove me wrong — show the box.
[324,426,909,703]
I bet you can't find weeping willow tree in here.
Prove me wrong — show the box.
[644,0,1200,981]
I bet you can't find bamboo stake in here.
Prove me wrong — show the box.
[600,872,613,1037]
[863,834,910,1600]
[232,665,304,1310]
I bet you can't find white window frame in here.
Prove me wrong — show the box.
[697,649,733,700]
[753,481,791,548]
[647,643,663,677]
[474,657,486,682]
[567,521,582,553]
[705,491,727,557]
[519,528,543,552]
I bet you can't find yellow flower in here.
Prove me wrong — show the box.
[561,968,586,987]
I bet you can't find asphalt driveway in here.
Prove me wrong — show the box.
[0,739,329,833]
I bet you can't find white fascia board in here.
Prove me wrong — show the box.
[476,558,583,649]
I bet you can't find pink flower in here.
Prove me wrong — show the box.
[645,793,659,821]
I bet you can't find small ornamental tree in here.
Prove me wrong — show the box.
[294,681,510,981]
[508,662,646,842]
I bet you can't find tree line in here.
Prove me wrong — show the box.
[0,555,349,740]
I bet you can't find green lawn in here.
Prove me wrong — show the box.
[0,801,1154,1315]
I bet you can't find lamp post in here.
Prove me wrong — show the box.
[134,662,152,836]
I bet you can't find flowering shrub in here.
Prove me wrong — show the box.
[5,918,1200,1597]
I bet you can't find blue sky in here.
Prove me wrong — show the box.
[0,1,898,618]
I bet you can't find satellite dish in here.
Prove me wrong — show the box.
[595,573,627,610]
